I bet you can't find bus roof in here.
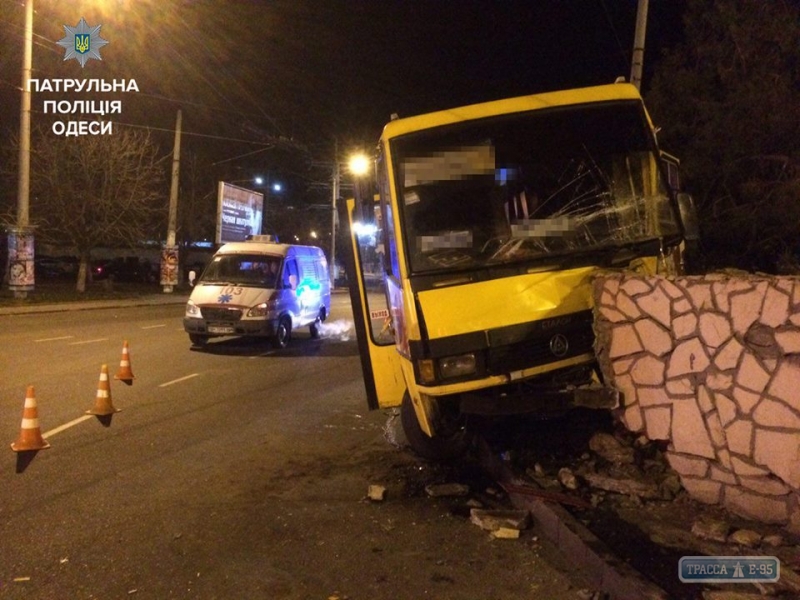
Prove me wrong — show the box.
[380,82,646,141]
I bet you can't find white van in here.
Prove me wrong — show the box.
[183,237,331,348]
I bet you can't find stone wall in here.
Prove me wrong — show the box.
[592,272,800,531]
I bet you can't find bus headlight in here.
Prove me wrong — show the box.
[439,353,477,380]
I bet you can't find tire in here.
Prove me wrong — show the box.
[309,319,320,339]
[399,392,473,461]
[189,334,208,346]
[272,316,292,349]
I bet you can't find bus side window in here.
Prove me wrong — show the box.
[378,153,400,278]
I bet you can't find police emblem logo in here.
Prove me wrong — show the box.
[57,17,108,68]
[75,33,91,55]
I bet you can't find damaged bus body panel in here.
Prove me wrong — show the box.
[342,82,690,460]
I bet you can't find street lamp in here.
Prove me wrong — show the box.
[348,154,370,178]
[327,152,371,289]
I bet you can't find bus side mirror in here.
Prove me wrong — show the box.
[677,193,699,242]
[188,270,197,286]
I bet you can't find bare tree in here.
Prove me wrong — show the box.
[28,126,167,291]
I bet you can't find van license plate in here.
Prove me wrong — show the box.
[208,325,234,334]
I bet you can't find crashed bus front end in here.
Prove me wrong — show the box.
[343,83,687,459]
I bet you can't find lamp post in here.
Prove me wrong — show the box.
[9,0,34,298]
[330,161,339,288]
[327,152,370,289]
[630,0,649,91]
[162,109,182,293]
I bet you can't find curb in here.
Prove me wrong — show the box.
[478,442,670,600]
[0,294,190,316]
[0,287,349,316]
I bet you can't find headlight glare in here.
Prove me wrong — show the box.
[247,303,269,317]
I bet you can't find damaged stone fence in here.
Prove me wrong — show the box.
[592,271,800,532]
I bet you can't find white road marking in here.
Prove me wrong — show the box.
[34,336,74,342]
[68,338,109,345]
[141,324,166,330]
[159,373,199,387]
[42,414,93,438]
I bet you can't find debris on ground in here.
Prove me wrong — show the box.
[580,471,660,499]
[691,518,730,543]
[491,527,521,539]
[367,484,386,502]
[558,467,579,490]
[424,482,470,497]
[478,411,800,598]
[469,508,530,532]
[588,431,635,464]
[379,410,800,598]
[726,528,762,548]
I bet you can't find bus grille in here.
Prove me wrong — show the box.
[486,327,595,374]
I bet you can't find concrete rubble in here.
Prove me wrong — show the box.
[496,426,800,597]
[424,482,470,497]
[367,484,387,502]
[469,508,531,532]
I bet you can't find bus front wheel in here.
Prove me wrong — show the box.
[400,392,473,461]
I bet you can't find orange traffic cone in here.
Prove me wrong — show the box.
[87,364,121,416]
[11,385,51,452]
[114,340,135,385]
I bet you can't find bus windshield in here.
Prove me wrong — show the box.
[391,100,681,274]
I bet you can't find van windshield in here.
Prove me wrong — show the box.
[391,100,681,274]
[199,254,282,288]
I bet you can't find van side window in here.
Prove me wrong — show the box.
[283,259,299,290]
[300,259,316,282]
[260,259,280,287]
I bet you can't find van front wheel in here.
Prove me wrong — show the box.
[400,392,473,461]
[272,316,292,349]
[189,334,208,347]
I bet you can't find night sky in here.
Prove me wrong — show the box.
[0,0,687,198]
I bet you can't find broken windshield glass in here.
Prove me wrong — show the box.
[392,101,681,274]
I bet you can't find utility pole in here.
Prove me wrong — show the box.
[630,0,649,90]
[9,0,34,298]
[330,143,340,289]
[162,109,182,293]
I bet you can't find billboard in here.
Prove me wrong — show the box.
[216,182,265,244]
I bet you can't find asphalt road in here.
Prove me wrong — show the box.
[0,296,594,599]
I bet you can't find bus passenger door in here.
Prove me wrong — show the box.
[340,197,406,411]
